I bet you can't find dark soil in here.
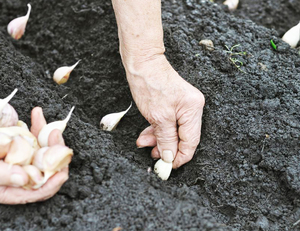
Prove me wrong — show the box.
[0,0,300,230]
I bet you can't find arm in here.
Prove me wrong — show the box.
[112,0,205,168]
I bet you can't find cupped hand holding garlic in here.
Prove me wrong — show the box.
[7,3,31,40]
[0,107,70,205]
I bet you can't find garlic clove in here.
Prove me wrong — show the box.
[154,159,173,180]
[33,145,73,188]
[53,60,81,85]
[17,120,29,131]
[282,22,300,48]
[7,4,31,40]
[32,147,49,171]
[0,133,12,159]
[0,126,39,151]
[223,0,239,11]
[22,165,43,189]
[4,136,34,166]
[0,89,19,127]
[100,102,132,131]
[38,106,75,147]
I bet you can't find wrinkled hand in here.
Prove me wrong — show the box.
[126,55,205,168]
[0,107,69,204]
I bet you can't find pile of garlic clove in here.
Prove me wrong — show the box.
[0,89,74,189]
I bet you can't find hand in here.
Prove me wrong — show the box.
[0,107,69,204]
[126,55,205,169]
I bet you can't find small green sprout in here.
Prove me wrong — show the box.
[224,44,247,73]
[270,40,277,50]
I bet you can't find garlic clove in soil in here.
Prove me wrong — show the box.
[33,145,73,189]
[223,0,239,11]
[4,136,34,166]
[32,147,49,171]
[38,106,75,147]
[154,159,173,181]
[22,165,43,189]
[100,102,132,131]
[7,4,31,40]
[0,88,19,127]
[282,22,300,48]
[53,60,81,85]
[0,133,12,159]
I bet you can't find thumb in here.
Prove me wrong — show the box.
[0,161,29,187]
[153,121,178,163]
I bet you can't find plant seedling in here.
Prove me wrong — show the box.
[225,44,247,73]
[270,40,277,50]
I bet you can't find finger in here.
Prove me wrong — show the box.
[0,161,29,187]
[30,107,47,137]
[151,146,160,160]
[173,109,203,169]
[48,129,65,146]
[152,118,178,163]
[136,126,156,147]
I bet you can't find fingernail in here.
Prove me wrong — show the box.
[162,150,174,163]
[10,174,26,186]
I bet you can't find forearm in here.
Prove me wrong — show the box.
[112,0,165,73]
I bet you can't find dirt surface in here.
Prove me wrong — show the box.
[0,0,300,230]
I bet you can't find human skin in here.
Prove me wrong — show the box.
[0,107,69,204]
[112,0,205,168]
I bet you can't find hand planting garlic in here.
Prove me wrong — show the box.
[100,102,132,131]
[53,60,81,84]
[223,0,239,11]
[0,89,19,127]
[154,159,173,180]
[7,3,31,40]
[38,106,75,147]
[282,22,300,48]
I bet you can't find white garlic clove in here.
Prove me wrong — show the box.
[0,126,39,151]
[38,106,75,147]
[100,102,132,131]
[53,60,81,85]
[0,133,12,159]
[154,159,173,181]
[282,22,300,48]
[17,120,29,131]
[199,39,214,51]
[7,4,31,40]
[22,165,43,189]
[32,147,49,171]
[223,0,239,11]
[33,145,73,189]
[0,89,19,127]
[4,136,34,166]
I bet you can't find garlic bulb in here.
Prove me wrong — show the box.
[100,102,132,131]
[282,22,300,48]
[33,145,73,189]
[0,89,19,127]
[154,159,173,180]
[53,60,81,85]
[7,4,31,40]
[32,147,49,171]
[38,106,75,147]
[4,136,34,166]
[223,0,239,11]
[0,133,12,159]
[22,165,43,189]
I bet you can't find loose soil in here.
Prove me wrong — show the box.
[0,0,300,230]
